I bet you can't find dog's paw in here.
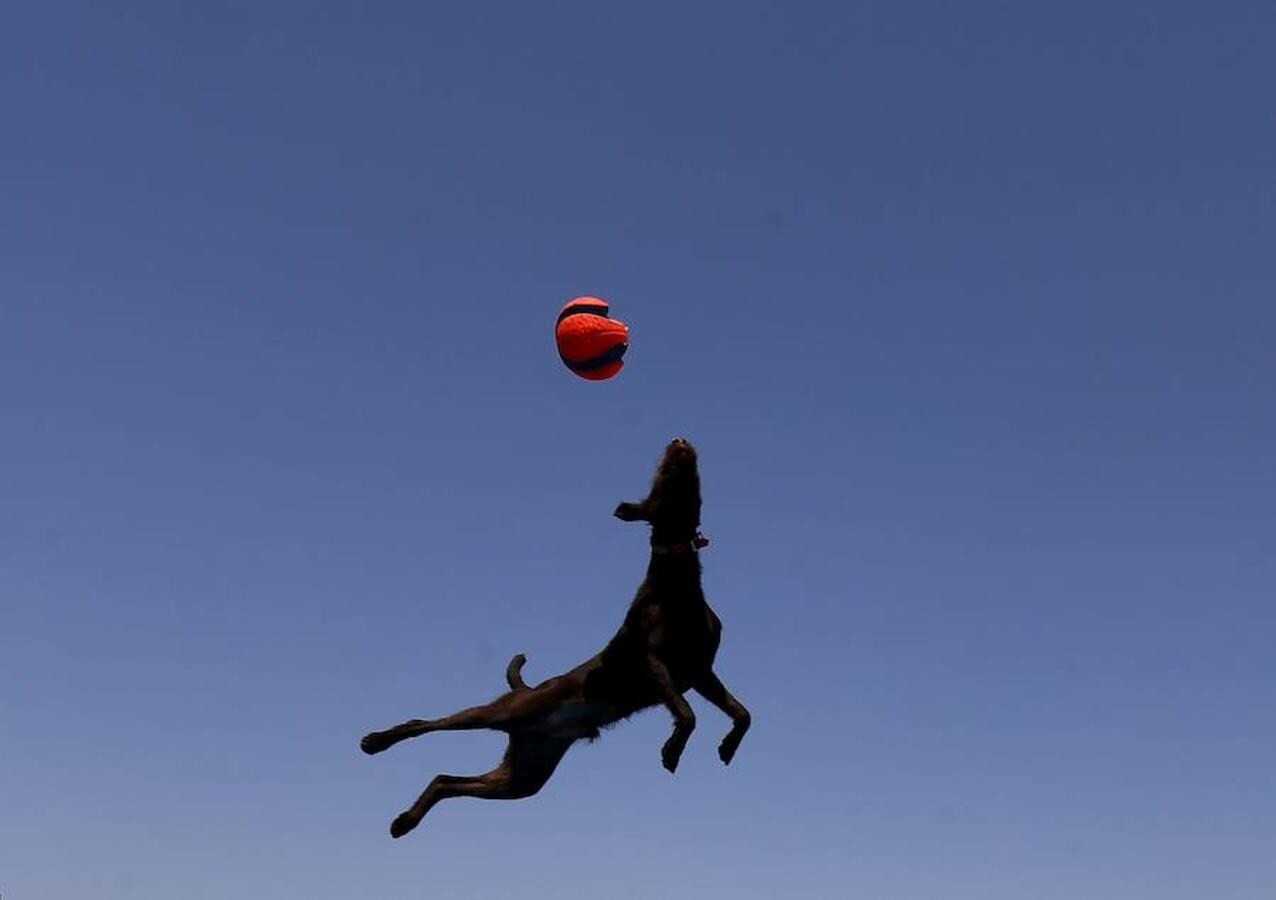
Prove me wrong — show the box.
[360,731,393,755]
[613,502,643,522]
[661,738,685,774]
[719,722,750,765]
[390,811,419,839]
[718,736,740,766]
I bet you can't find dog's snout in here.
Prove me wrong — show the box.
[666,436,697,460]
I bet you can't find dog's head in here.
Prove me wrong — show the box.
[614,437,703,546]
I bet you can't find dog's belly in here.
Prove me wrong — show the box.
[527,701,620,739]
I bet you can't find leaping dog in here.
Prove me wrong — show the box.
[359,437,751,838]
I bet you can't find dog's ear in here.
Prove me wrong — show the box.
[613,501,647,522]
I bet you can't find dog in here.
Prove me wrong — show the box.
[359,437,751,838]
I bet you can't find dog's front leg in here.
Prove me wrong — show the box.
[646,654,695,773]
[693,670,751,765]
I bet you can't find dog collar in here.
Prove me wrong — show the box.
[651,533,710,555]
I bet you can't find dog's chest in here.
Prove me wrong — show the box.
[670,603,723,668]
[663,601,721,647]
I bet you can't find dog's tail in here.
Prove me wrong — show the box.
[505,653,529,691]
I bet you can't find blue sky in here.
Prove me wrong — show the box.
[2,2,1273,897]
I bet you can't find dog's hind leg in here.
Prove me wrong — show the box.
[361,679,579,754]
[389,735,574,838]
[361,696,518,755]
[693,670,751,765]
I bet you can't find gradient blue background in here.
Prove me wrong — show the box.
[3,3,1273,898]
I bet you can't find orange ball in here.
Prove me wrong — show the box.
[555,296,629,381]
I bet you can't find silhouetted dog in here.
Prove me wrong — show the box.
[360,437,750,838]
